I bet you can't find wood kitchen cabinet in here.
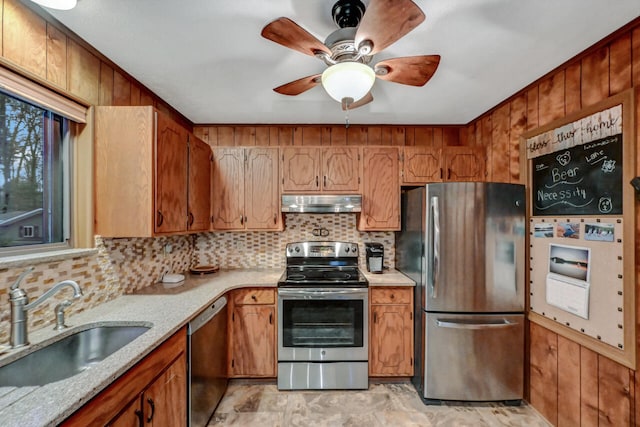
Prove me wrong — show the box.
[63,328,187,427]
[281,146,360,193]
[401,146,485,184]
[443,146,485,181]
[369,287,414,377]
[211,147,281,230]
[359,147,400,231]
[95,106,211,237]
[402,146,442,183]
[110,352,187,427]
[188,134,213,231]
[228,288,277,378]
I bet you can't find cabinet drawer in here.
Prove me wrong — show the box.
[371,287,412,304]
[233,288,275,305]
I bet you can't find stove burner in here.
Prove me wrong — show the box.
[279,241,369,288]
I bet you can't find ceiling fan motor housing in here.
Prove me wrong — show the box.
[332,0,366,28]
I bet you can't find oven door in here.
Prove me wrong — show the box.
[278,287,368,362]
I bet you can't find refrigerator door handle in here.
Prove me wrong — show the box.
[436,318,518,330]
[431,196,441,299]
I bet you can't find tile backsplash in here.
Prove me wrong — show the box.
[195,213,395,271]
[0,213,394,343]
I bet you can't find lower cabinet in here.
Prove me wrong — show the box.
[63,328,187,427]
[228,288,277,378]
[110,352,186,426]
[369,287,414,377]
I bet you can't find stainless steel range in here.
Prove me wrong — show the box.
[277,241,369,390]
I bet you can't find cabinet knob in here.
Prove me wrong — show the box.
[315,176,319,187]
[390,294,395,299]
[156,210,164,227]
[188,212,194,226]
[251,295,257,300]
[240,215,244,225]
[273,213,277,225]
[323,175,327,188]
[134,409,143,427]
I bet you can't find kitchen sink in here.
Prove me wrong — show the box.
[0,323,151,387]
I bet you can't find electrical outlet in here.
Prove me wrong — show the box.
[164,244,173,254]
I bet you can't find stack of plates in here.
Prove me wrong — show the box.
[190,265,219,275]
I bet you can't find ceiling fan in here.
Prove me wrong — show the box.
[261,0,440,111]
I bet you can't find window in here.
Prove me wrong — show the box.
[0,91,69,251]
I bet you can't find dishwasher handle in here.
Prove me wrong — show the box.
[189,296,227,334]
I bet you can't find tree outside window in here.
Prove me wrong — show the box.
[0,92,66,248]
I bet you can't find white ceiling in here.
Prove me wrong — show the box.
[47,1,640,125]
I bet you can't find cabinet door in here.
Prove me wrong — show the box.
[402,146,442,184]
[108,397,143,427]
[229,304,276,377]
[144,352,187,427]
[188,136,212,232]
[443,146,486,181]
[370,304,413,376]
[212,148,244,230]
[359,147,400,230]
[245,148,281,230]
[155,113,188,233]
[281,147,320,192]
[321,147,360,192]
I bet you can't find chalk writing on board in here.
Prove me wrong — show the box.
[526,104,622,158]
[532,134,622,216]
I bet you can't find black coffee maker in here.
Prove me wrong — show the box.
[365,242,384,274]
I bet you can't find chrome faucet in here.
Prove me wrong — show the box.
[9,267,83,348]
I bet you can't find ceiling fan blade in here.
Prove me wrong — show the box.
[342,92,373,110]
[261,17,331,57]
[274,74,322,96]
[354,0,425,56]
[374,55,440,86]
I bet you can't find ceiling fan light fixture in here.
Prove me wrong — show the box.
[321,62,375,104]
[30,0,77,10]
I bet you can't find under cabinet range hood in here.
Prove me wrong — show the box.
[281,195,362,213]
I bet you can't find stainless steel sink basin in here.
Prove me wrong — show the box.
[0,323,151,387]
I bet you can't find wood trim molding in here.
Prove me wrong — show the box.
[71,107,94,248]
[0,64,87,122]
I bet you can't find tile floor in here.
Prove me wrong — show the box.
[209,381,552,426]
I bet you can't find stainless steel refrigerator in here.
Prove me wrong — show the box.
[396,182,525,403]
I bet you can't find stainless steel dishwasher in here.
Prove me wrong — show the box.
[188,296,228,427]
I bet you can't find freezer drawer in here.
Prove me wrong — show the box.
[423,312,523,402]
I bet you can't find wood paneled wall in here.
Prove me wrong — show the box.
[7,1,640,424]
[466,18,640,426]
[0,0,190,127]
[193,125,472,148]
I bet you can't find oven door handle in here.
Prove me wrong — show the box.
[278,288,368,299]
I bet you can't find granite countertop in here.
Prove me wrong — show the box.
[0,267,413,426]
[364,269,415,286]
[0,268,282,427]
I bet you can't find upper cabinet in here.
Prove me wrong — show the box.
[188,134,213,231]
[443,146,486,182]
[95,106,211,237]
[359,147,400,231]
[402,146,442,183]
[402,146,485,184]
[281,147,360,193]
[212,147,281,231]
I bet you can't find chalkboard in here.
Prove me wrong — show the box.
[532,134,622,216]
